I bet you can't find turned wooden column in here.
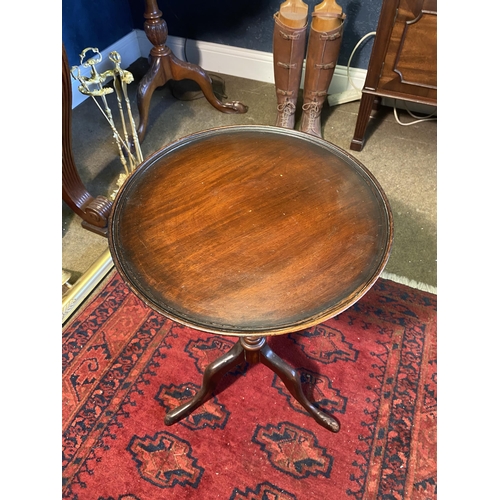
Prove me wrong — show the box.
[137,0,248,142]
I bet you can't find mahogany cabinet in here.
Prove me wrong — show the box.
[350,0,437,151]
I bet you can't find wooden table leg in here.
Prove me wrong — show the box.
[138,0,248,142]
[350,92,376,152]
[164,335,340,433]
[164,340,246,425]
[258,342,340,433]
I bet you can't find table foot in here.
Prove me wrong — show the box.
[164,339,245,425]
[137,0,247,143]
[164,336,340,433]
[168,52,249,116]
[259,343,340,433]
[137,52,248,143]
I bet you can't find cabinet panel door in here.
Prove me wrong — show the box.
[379,0,437,100]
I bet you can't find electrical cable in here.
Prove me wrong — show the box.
[393,100,437,126]
[181,27,436,126]
[346,31,376,92]
[404,101,436,120]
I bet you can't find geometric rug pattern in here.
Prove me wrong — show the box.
[63,271,437,499]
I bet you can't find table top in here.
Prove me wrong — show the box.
[109,126,393,336]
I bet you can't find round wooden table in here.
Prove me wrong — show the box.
[109,125,393,432]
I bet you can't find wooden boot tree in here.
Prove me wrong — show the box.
[312,0,343,31]
[278,0,308,28]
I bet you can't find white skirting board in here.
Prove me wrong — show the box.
[71,29,367,109]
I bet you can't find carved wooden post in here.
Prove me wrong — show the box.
[143,0,169,58]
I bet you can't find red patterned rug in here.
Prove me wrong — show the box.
[62,271,437,499]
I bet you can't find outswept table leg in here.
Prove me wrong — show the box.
[136,57,165,143]
[164,335,340,433]
[168,52,248,115]
[259,342,340,433]
[164,339,245,425]
[137,0,247,143]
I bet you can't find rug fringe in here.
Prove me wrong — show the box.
[381,271,437,295]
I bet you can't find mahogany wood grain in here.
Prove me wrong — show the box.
[109,125,392,431]
[109,126,393,336]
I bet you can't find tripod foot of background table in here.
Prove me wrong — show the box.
[138,0,248,143]
[164,337,341,433]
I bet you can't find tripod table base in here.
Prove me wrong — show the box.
[164,336,341,433]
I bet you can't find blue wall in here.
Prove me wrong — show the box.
[62,0,134,67]
[64,0,382,70]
